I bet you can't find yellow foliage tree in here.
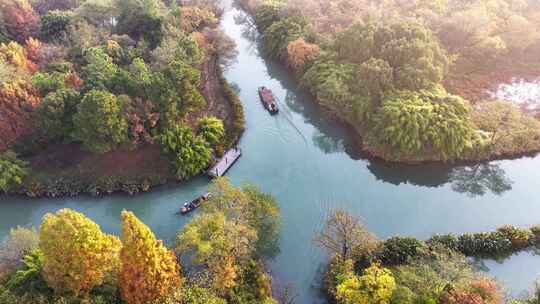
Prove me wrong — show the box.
[119,210,182,304]
[336,264,396,304]
[39,208,121,295]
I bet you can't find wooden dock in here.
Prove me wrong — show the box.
[207,148,242,178]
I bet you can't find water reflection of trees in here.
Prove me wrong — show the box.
[449,163,513,197]
[228,4,514,198]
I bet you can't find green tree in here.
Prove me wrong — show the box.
[262,17,307,58]
[159,123,212,180]
[40,10,73,42]
[39,209,121,295]
[73,89,128,153]
[301,60,356,111]
[115,0,164,49]
[31,72,67,96]
[198,116,224,145]
[149,60,206,127]
[369,89,476,161]
[120,210,182,304]
[336,264,396,304]
[254,0,284,32]
[335,21,449,91]
[5,249,47,293]
[81,47,118,92]
[0,151,28,193]
[36,88,80,140]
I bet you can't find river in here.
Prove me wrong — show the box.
[2,3,540,303]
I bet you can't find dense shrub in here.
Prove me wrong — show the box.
[426,234,460,252]
[457,232,513,257]
[0,151,28,193]
[376,237,426,266]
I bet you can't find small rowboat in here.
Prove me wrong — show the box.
[258,86,279,114]
[180,193,211,215]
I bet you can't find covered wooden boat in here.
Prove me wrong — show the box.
[258,86,279,114]
[180,192,211,215]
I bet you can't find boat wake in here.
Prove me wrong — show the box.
[275,95,309,145]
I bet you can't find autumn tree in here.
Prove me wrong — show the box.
[286,37,320,71]
[39,208,121,295]
[315,209,378,260]
[0,80,41,151]
[72,89,128,153]
[0,41,38,73]
[0,0,40,43]
[176,212,257,293]
[119,210,182,304]
[336,264,396,304]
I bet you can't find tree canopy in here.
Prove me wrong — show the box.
[72,89,128,153]
[39,208,121,295]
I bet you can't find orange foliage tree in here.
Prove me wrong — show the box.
[286,37,320,71]
[119,211,182,304]
[24,37,42,64]
[0,80,41,151]
[441,278,502,304]
[0,41,38,73]
[39,209,121,295]
[0,0,40,43]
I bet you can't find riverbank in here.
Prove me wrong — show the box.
[8,57,245,198]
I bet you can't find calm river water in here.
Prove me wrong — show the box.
[1,3,540,303]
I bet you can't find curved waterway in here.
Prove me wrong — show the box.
[2,4,540,302]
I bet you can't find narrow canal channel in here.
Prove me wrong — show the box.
[1,2,540,302]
